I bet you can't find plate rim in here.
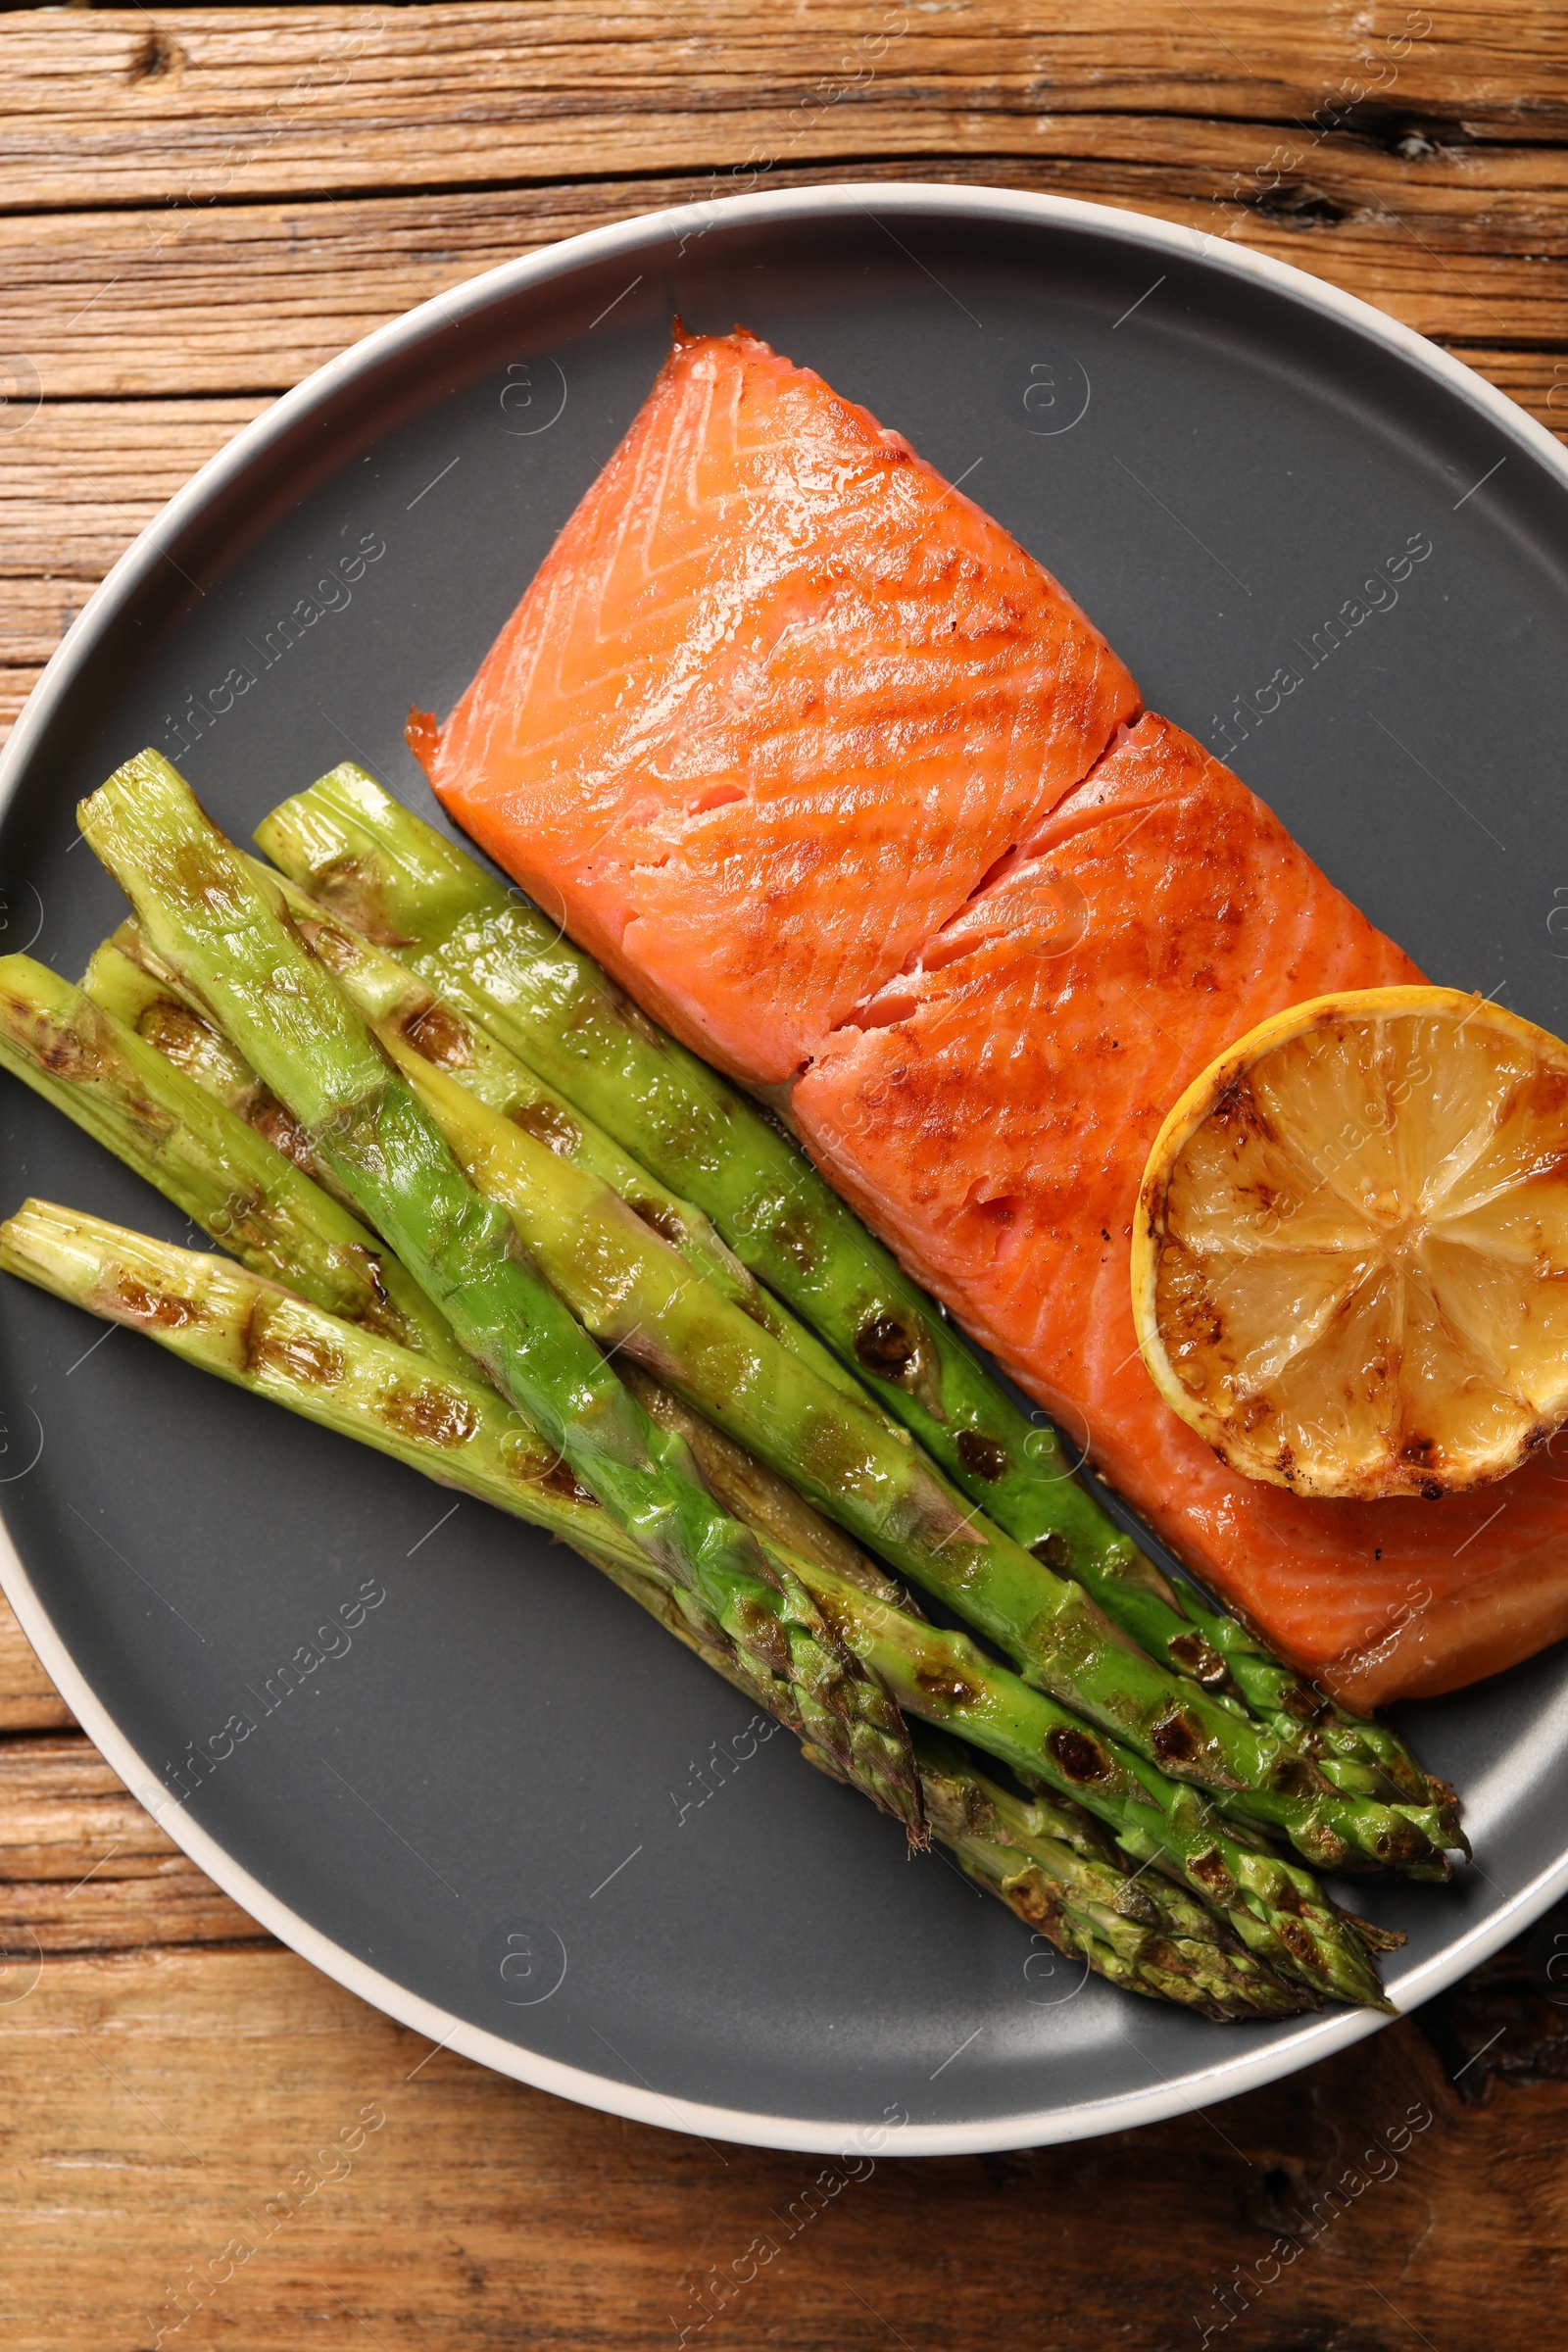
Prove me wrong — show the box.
[3,177,1566,2157]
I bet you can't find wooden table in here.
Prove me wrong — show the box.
[4,7,1567,2342]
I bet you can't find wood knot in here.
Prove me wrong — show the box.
[127,27,185,83]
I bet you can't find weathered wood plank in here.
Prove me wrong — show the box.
[0,1599,259,1947]
[0,398,269,583]
[0,1590,74,1732]
[0,1725,262,1948]
[0,397,267,733]
[4,4,1568,212]
[5,139,1568,403]
[1,1857,263,1951]
[0,1733,181,1878]
[0,1935,1562,2350]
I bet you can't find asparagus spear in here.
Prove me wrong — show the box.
[254,763,1444,1811]
[0,1199,1340,2014]
[0,1195,641,1555]
[78,754,922,1838]
[0,953,467,1373]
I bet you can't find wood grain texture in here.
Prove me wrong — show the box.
[3,4,1568,2342]
[5,143,1568,404]
[0,399,269,733]
[6,3,1568,212]
[0,1938,1563,2349]
[0,1604,261,1951]
[0,1590,74,1733]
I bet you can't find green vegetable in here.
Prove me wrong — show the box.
[88,917,868,1410]
[0,1198,1364,2012]
[77,752,923,1838]
[0,953,465,1372]
[268,906,1452,1880]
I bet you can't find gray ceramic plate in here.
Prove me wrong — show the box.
[3,186,1567,2157]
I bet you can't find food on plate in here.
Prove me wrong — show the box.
[0,750,1448,2017]
[98,762,1461,1881]
[396,318,1568,1706]
[259,766,1444,1813]
[81,755,925,1838]
[12,324,1531,2023]
[415,323,1140,1089]
[1133,987,1568,1502]
[0,1201,1308,2021]
[229,858,1469,1867]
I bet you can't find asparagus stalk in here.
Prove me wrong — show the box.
[78,754,923,1838]
[0,1203,1335,2013]
[0,1195,642,1554]
[0,954,467,1374]
[80,939,365,1218]
[254,763,1444,1812]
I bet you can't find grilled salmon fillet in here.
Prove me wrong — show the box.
[421,324,1140,1087]
[422,329,1568,1706]
[796,714,1568,1707]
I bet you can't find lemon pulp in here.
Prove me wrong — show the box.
[1131,987,1568,1499]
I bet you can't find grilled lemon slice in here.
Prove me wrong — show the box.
[1131,986,1568,1499]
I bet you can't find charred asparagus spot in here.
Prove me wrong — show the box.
[78,753,923,1843]
[253,763,1450,1821]
[2,1200,1317,2021]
